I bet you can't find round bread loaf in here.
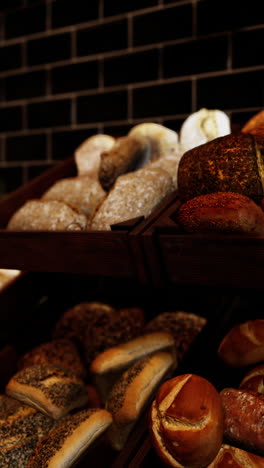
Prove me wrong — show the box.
[220,387,264,455]
[218,319,264,367]
[149,374,224,468]
[178,192,264,235]
[177,133,264,203]
[239,364,264,393]
[18,338,87,380]
[145,311,206,362]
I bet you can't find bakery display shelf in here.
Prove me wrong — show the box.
[0,156,179,281]
[141,198,264,289]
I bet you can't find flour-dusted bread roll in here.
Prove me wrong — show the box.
[208,443,264,467]
[220,387,264,455]
[6,364,88,420]
[239,364,264,393]
[91,166,174,231]
[218,319,264,367]
[145,311,207,362]
[149,374,224,468]
[27,408,113,468]
[0,394,54,467]
[7,199,88,231]
[90,332,176,402]
[75,134,115,178]
[42,176,106,219]
[18,338,87,380]
[106,351,175,451]
[178,192,264,235]
[128,122,179,160]
[180,108,231,153]
[98,135,151,191]
[147,152,182,189]
[177,133,264,203]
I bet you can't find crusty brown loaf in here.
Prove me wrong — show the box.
[178,192,264,235]
[6,364,88,420]
[218,319,264,367]
[42,176,106,219]
[177,132,264,203]
[0,394,54,467]
[7,199,88,231]
[90,332,176,402]
[207,443,264,467]
[98,135,151,191]
[149,374,224,468]
[27,408,113,468]
[91,166,174,231]
[106,351,175,451]
[18,338,87,380]
[145,311,207,362]
[239,364,264,393]
[220,388,264,455]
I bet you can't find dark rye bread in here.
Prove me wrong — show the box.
[177,132,264,203]
[145,311,207,362]
[27,408,113,468]
[105,351,175,451]
[0,394,54,467]
[18,338,87,380]
[6,364,88,420]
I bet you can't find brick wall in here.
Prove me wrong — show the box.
[0,0,264,195]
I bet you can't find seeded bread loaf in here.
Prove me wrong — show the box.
[6,364,88,420]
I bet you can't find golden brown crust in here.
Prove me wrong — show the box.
[242,111,264,137]
[149,374,224,468]
[218,319,264,367]
[6,364,88,420]
[220,388,264,455]
[178,192,264,235]
[208,443,264,467]
[177,133,264,203]
[239,364,264,393]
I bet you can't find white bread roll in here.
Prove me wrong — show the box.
[105,351,175,450]
[27,408,113,468]
[218,319,264,367]
[90,166,174,231]
[42,176,106,219]
[128,122,179,160]
[7,199,88,231]
[6,364,88,420]
[180,108,231,153]
[149,374,224,468]
[208,443,264,467]
[90,332,176,401]
[75,134,115,178]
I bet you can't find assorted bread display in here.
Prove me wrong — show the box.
[0,301,207,466]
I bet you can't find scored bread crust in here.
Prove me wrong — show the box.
[27,408,113,468]
[7,199,88,231]
[207,443,264,467]
[6,364,88,420]
[105,351,175,450]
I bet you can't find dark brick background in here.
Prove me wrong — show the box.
[0,0,263,195]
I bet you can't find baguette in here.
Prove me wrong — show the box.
[218,319,264,367]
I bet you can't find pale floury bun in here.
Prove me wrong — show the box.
[128,122,179,161]
[75,134,115,178]
[180,108,231,153]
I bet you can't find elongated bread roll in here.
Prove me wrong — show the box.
[27,408,113,468]
[7,199,87,231]
[75,134,115,178]
[6,364,88,420]
[90,332,176,401]
[218,319,264,367]
[128,122,179,160]
[105,351,175,450]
